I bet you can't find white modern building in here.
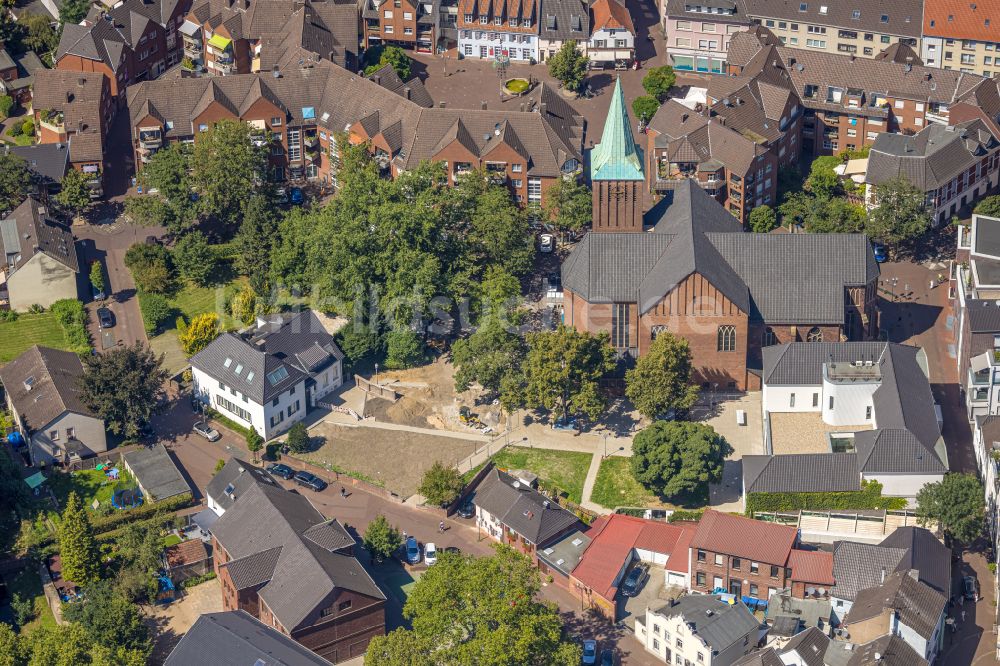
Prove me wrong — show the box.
[190,310,344,440]
[588,0,635,67]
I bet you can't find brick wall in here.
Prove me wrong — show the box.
[292,590,386,663]
[690,547,790,600]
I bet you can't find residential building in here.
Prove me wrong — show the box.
[121,443,191,502]
[726,27,1000,157]
[973,414,1000,657]
[865,120,1000,226]
[190,310,344,440]
[0,49,45,106]
[0,346,107,466]
[564,168,879,388]
[734,629,928,666]
[829,527,950,623]
[165,611,334,665]
[362,0,437,53]
[688,510,832,602]
[127,53,582,201]
[842,635,929,666]
[661,0,750,74]
[184,0,360,75]
[922,0,1000,77]
[558,513,695,618]
[588,0,635,68]
[742,0,923,59]
[537,0,589,62]
[472,467,583,562]
[456,0,539,61]
[6,144,71,200]
[31,70,115,198]
[634,595,761,666]
[746,342,948,504]
[55,0,192,100]
[0,198,80,311]
[840,571,946,662]
[210,470,385,663]
[206,457,283,515]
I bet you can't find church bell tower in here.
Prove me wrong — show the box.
[590,77,645,232]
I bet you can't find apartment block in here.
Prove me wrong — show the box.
[456,0,539,60]
[661,0,750,74]
[922,0,1000,77]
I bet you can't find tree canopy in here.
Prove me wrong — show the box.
[363,514,403,563]
[365,544,580,666]
[452,317,527,400]
[418,461,465,506]
[631,421,732,500]
[867,177,931,250]
[78,343,168,438]
[124,242,174,294]
[171,230,217,286]
[974,195,1000,218]
[632,96,660,123]
[63,580,152,664]
[178,313,219,356]
[363,44,412,80]
[0,152,31,214]
[625,332,699,420]
[190,120,270,228]
[748,205,778,233]
[547,40,589,92]
[642,66,676,102]
[57,492,101,586]
[285,421,309,453]
[55,169,92,217]
[542,177,591,231]
[133,143,198,233]
[235,194,279,295]
[916,473,984,544]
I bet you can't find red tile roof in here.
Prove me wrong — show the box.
[572,515,689,599]
[166,539,210,568]
[666,523,697,574]
[690,510,797,565]
[924,0,998,41]
[788,550,835,586]
[591,0,634,34]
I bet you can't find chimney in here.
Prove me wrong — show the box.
[439,101,446,108]
[77,77,86,87]
[481,101,487,110]
[540,102,547,115]
[850,54,855,62]
[404,86,411,100]
[65,91,73,103]
[373,74,381,85]
[682,113,689,122]
[519,102,525,112]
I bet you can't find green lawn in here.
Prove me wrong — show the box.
[169,279,245,330]
[48,468,135,513]
[0,313,71,363]
[6,566,56,634]
[491,446,592,504]
[162,534,182,548]
[589,456,654,510]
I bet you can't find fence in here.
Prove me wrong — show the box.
[354,375,399,402]
[64,444,144,472]
[753,509,936,544]
[284,453,405,504]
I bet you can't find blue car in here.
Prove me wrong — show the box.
[872,243,888,263]
[290,187,304,205]
[405,537,420,564]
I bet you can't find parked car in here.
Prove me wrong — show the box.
[424,542,437,565]
[964,575,978,600]
[97,307,114,329]
[266,463,295,480]
[405,536,421,564]
[457,501,475,519]
[294,470,328,492]
[581,640,598,665]
[539,233,555,253]
[192,421,221,442]
[600,648,616,666]
[290,187,304,205]
[872,243,888,263]
[621,563,649,597]
[275,187,289,205]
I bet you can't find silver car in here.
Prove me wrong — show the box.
[192,421,221,442]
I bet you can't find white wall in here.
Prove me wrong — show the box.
[864,473,944,500]
[589,26,635,61]
[458,30,538,60]
[762,384,821,414]
[822,378,877,426]
[310,362,343,404]
[636,547,667,566]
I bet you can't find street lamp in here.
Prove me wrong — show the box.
[374,362,379,388]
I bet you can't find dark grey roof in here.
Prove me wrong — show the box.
[743,454,860,494]
[769,615,801,638]
[853,429,947,475]
[974,214,1000,257]
[866,120,1000,191]
[122,443,190,501]
[537,528,591,576]
[844,571,946,641]
[563,181,877,323]
[206,458,282,512]
[763,342,894,385]
[250,310,345,375]
[733,648,785,666]
[781,626,830,666]
[473,468,581,546]
[302,519,356,552]
[212,479,384,631]
[539,0,589,41]
[830,541,908,601]
[0,345,94,432]
[967,299,1000,332]
[0,197,79,272]
[845,634,928,666]
[164,610,333,666]
[0,48,14,71]
[190,332,305,404]
[650,596,760,652]
[743,0,923,38]
[879,527,951,596]
[226,546,284,589]
[365,64,435,109]
[7,144,70,186]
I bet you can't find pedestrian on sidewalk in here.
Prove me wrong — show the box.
[438,521,445,533]
[961,609,966,623]
[340,486,346,498]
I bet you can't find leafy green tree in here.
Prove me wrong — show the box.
[477,265,522,315]
[190,120,269,228]
[234,195,278,295]
[916,473,985,544]
[336,320,383,369]
[57,492,101,585]
[519,325,616,423]
[642,65,676,101]
[124,242,174,294]
[0,152,31,213]
[468,184,535,278]
[363,44,412,80]
[171,231,217,286]
[632,95,659,123]
[20,12,59,53]
[748,205,778,233]
[178,313,219,356]
[805,155,842,199]
[546,40,588,92]
[0,623,23,666]
[229,286,258,325]
[866,177,930,251]
[246,429,263,463]
[137,143,198,233]
[123,195,172,229]
[114,522,164,597]
[418,461,464,506]
[63,580,151,661]
[366,544,580,666]
[89,261,105,297]
[385,328,424,370]
[625,333,699,420]
[138,292,172,335]
[79,342,168,438]
[0,94,13,120]
[975,195,1000,218]
[631,421,732,500]
[11,592,35,627]
[24,623,92,666]
[55,169,92,218]
[214,459,226,474]
[285,421,309,453]
[543,176,591,232]
[363,513,403,563]
[778,192,866,233]
[60,0,91,24]
[452,319,526,400]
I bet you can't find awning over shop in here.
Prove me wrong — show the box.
[179,20,201,37]
[208,34,232,50]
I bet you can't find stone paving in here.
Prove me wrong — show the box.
[768,412,872,455]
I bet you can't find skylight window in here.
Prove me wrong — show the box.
[880,14,888,23]
[223,358,232,368]
[266,366,290,385]
[246,371,255,382]
[851,9,860,19]
[798,2,807,10]
[234,363,243,375]
[819,5,827,14]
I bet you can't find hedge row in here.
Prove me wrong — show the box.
[50,299,91,353]
[181,571,217,589]
[206,409,251,439]
[95,512,182,543]
[667,509,704,523]
[746,481,907,514]
[90,492,193,533]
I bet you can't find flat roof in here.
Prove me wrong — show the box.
[538,529,591,576]
[122,443,190,501]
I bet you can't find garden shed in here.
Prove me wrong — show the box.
[122,443,190,502]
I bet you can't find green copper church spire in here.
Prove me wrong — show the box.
[589,77,645,182]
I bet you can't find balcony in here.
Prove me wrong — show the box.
[215,53,234,65]
[184,42,202,58]
[304,135,319,149]
[37,109,64,134]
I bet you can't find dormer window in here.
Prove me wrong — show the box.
[510,17,517,25]
[464,13,472,21]
[494,16,502,25]
[479,14,487,23]
[798,2,807,11]
[851,9,860,19]
[880,14,888,23]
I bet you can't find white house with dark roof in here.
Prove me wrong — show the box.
[0,197,80,311]
[635,595,761,665]
[190,310,344,440]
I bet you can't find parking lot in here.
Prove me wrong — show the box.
[617,564,675,630]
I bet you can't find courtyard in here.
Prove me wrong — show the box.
[768,412,871,455]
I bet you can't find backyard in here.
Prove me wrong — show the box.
[590,456,709,511]
[47,467,136,514]
[2,566,56,635]
[0,313,72,363]
[490,446,592,504]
